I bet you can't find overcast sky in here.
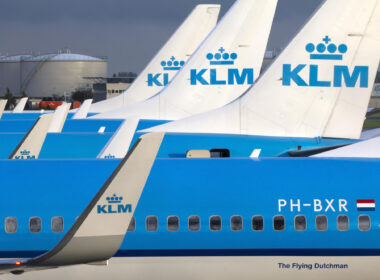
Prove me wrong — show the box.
[0,0,323,75]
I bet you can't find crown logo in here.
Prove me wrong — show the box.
[104,154,115,159]
[161,56,185,71]
[306,36,347,60]
[20,150,30,156]
[106,194,123,204]
[207,47,237,65]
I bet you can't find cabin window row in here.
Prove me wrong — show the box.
[4,217,63,234]
[127,214,371,232]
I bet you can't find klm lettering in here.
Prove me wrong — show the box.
[190,68,254,85]
[147,73,169,87]
[282,64,369,88]
[97,204,132,214]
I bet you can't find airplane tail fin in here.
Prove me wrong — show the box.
[97,117,140,159]
[72,99,93,119]
[146,0,380,139]
[2,133,164,274]
[48,103,71,133]
[12,97,28,113]
[9,114,54,159]
[89,4,220,113]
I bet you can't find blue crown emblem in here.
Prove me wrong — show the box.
[305,36,347,60]
[106,194,123,204]
[20,150,30,156]
[161,56,185,71]
[207,47,237,65]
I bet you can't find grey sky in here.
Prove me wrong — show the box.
[0,0,322,75]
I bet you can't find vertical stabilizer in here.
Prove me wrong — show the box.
[88,4,220,113]
[48,103,71,133]
[95,0,278,120]
[72,99,93,119]
[146,0,380,140]
[13,97,28,113]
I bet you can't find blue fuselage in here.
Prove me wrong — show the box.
[0,157,378,258]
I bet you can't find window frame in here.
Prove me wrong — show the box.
[252,215,264,231]
[273,215,285,231]
[188,215,201,232]
[230,215,243,231]
[358,214,371,231]
[145,216,158,232]
[294,215,306,231]
[29,216,42,233]
[5,217,17,234]
[209,215,222,232]
[337,215,349,231]
[315,215,328,231]
[167,215,179,232]
[51,216,64,233]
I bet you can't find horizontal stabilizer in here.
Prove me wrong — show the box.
[72,99,93,119]
[1,132,164,274]
[13,97,28,113]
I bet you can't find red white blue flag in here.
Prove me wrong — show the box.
[357,199,375,211]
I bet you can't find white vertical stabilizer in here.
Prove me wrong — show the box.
[72,99,93,119]
[48,103,71,133]
[146,0,380,140]
[95,0,278,120]
[13,97,28,113]
[97,118,140,159]
[88,5,220,113]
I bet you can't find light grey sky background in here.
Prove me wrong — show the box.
[0,0,323,75]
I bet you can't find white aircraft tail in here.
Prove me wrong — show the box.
[13,97,28,113]
[97,117,140,159]
[72,99,93,119]
[9,114,54,160]
[0,133,164,274]
[146,0,380,140]
[89,4,220,113]
[95,0,278,120]
[0,100,7,119]
[48,103,71,133]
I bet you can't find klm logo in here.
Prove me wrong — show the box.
[190,47,254,85]
[15,149,35,159]
[97,194,132,214]
[283,36,368,88]
[147,56,185,87]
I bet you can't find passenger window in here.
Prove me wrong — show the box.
[51,216,64,233]
[252,215,264,231]
[127,217,136,232]
[273,215,285,231]
[231,215,242,231]
[358,215,370,231]
[146,216,158,232]
[337,215,349,231]
[210,149,230,158]
[210,216,222,231]
[294,215,306,231]
[188,215,200,232]
[5,217,17,233]
[316,215,327,231]
[167,216,179,232]
[29,217,42,233]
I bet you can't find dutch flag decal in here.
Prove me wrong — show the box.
[357,199,375,211]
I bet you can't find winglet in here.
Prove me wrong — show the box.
[72,99,93,119]
[48,103,71,133]
[9,114,54,159]
[97,117,140,159]
[8,133,164,272]
[0,100,7,119]
[13,97,28,113]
